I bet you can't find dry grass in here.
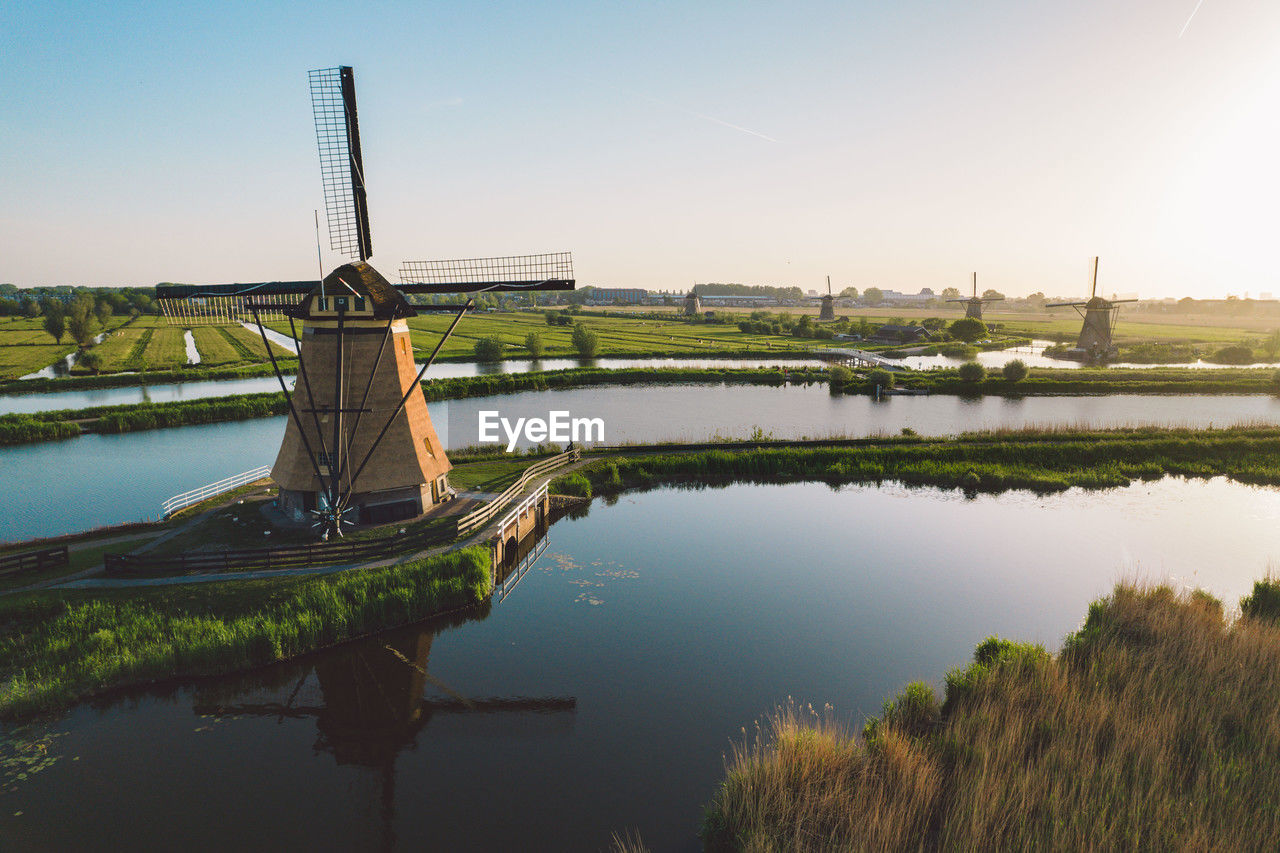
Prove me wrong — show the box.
[704,580,1280,850]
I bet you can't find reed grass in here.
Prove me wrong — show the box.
[0,546,491,716]
[704,581,1280,850]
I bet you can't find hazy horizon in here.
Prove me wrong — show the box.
[2,1,1277,299]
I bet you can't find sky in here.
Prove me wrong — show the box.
[1,0,1278,299]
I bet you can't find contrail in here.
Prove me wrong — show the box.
[627,89,778,143]
[1178,0,1205,38]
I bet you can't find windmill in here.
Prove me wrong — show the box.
[818,276,835,321]
[946,272,1002,321]
[684,289,701,316]
[1046,257,1136,362]
[156,66,575,538]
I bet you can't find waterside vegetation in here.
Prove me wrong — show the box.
[0,547,491,716]
[702,579,1280,849]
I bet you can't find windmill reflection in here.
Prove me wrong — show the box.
[192,604,575,847]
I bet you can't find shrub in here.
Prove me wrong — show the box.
[554,471,592,498]
[1241,577,1280,624]
[948,317,988,342]
[866,368,895,391]
[828,365,852,391]
[523,331,544,359]
[1211,345,1256,365]
[571,323,599,357]
[1001,359,1028,382]
[473,336,505,362]
[78,350,103,374]
[958,361,986,383]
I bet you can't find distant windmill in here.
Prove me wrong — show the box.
[947,272,1002,321]
[157,66,575,538]
[819,276,835,321]
[684,289,701,316]
[1046,257,1136,362]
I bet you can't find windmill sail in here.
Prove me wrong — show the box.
[310,66,372,262]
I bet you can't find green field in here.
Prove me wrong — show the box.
[0,316,90,379]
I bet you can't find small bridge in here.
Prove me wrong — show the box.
[809,348,906,370]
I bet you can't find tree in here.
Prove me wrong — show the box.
[981,289,1005,300]
[866,368,894,391]
[571,322,599,357]
[544,310,558,325]
[941,287,961,299]
[862,287,884,305]
[473,336,505,362]
[524,331,544,358]
[1262,330,1280,360]
[78,350,103,374]
[958,361,986,383]
[43,309,66,344]
[68,313,94,347]
[1002,359,1028,382]
[948,317,988,342]
[838,286,859,299]
[95,299,113,329]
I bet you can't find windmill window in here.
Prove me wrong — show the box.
[335,296,349,311]
[316,297,328,311]
[316,451,337,468]
[354,296,366,311]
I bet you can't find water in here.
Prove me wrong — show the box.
[183,329,200,365]
[4,478,1279,850]
[0,356,824,415]
[4,385,1280,542]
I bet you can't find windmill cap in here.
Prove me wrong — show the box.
[314,261,416,319]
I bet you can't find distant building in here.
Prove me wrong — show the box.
[590,288,647,305]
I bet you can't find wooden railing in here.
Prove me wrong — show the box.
[0,545,70,579]
[455,448,580,537]
[104,527,446,577]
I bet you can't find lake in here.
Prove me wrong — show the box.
[4,478,1279,850]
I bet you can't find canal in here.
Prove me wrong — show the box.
[4,478,1279,850]
[4,385,1280,542]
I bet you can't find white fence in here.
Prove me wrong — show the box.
[161,466,272,519]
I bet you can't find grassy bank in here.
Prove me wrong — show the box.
[553,427,1280,497]
[0,391,291,445]
[0,359,297,396]
[840,365,1280,396]
[703,579,1280,849]
[0,546,491,716]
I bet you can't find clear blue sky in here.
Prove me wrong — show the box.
[2,0,1277,298]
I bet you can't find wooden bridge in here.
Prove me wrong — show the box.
[810,347,905,369]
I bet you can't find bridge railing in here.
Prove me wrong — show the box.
[456,448,579,538]
[161,466,273,519]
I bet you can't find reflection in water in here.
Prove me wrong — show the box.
[189,608,575,849]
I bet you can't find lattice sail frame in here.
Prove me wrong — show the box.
[398,253,575,293]
[309,66,372,262]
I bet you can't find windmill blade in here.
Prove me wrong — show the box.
[1108,298,1139,304]
[399,252,575,294]
[157,281,319,299]
[1045,301,1088,308]
[310,66,373,262]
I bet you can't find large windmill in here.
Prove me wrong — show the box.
[157,66,575,538]
[1046,257,1135,362]
[947,272,1002,320]
[818,276,835,321]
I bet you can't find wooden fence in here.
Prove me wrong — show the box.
[0,545,70,579]
[455,448,580,537]
[103,527,445,577]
